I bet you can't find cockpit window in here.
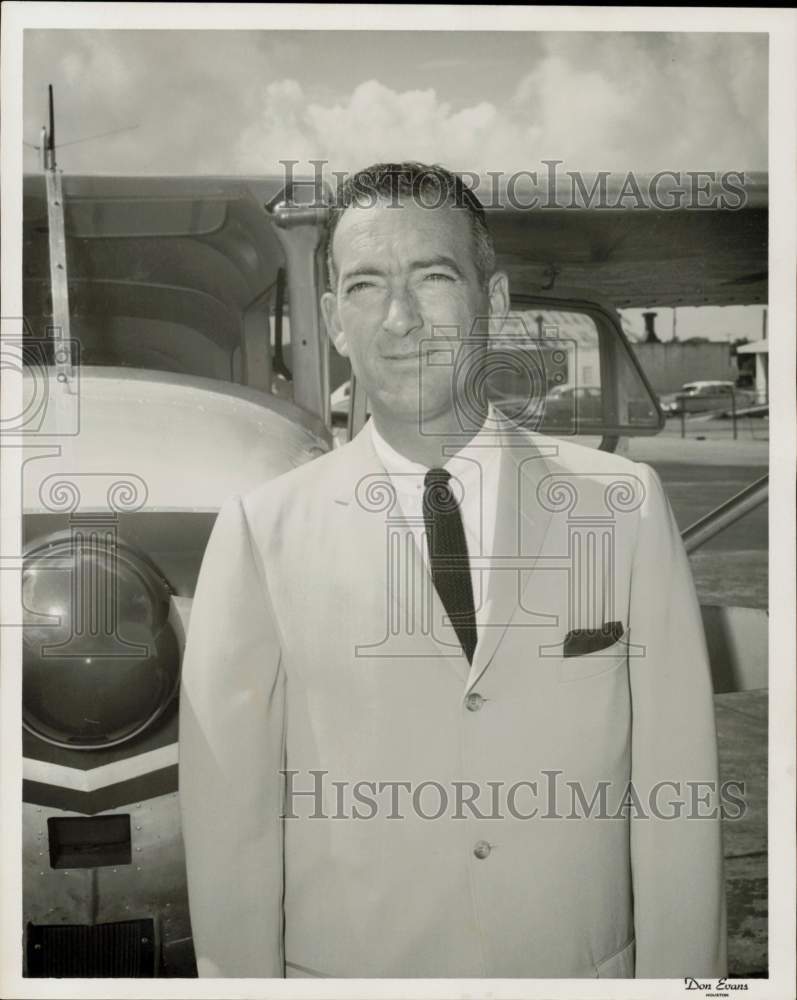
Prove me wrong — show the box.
[22,180,288,391]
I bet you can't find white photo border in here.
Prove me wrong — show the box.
[1,4,794,999]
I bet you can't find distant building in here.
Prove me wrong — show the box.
[632,341,737,395]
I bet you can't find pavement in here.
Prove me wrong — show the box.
[630,430,769,975]
[619,433,769,467]
[715,690,768,977]
[646,426,769,975]
[622,434,769,610]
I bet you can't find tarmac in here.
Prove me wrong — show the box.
[630,426,769,976]
[620,432,769,468]
[715,690,768,977]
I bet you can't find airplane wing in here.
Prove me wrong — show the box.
[488,172,767,308]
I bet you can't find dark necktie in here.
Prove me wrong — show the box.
[422,468,478,663]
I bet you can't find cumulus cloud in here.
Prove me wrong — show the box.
[236,79,525,174]
[23,30,767,176]
[235,33,767,175]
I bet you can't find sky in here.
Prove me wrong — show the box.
[22,29,769,341]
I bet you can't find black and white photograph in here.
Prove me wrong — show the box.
[1,5,795,999]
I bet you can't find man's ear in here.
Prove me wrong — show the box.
[487,271,510,337]
[321,291,349,357]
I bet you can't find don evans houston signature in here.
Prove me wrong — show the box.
[684,979,749,993]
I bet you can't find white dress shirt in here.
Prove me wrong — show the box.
[369,406,503,649]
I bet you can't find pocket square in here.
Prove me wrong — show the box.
[563,621,624,657]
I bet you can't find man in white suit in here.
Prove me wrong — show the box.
[179,162,726,979]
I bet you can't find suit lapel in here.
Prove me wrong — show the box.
[330,424,469,681]
[465,416,560,693]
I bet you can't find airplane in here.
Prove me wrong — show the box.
[16,134,768,977]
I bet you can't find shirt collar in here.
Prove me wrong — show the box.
[369,403,500,495]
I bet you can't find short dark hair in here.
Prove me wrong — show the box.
[325,162,496,289]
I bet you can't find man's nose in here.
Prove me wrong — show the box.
[382,287,422,338]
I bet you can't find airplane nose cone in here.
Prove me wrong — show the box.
[22,534,180,750]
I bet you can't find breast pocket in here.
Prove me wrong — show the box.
[559,638,628,683]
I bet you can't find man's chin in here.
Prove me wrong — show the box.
[373,398,468,437]
[370,395,423,429]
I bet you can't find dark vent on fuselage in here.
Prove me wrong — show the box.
[26,919,156,977]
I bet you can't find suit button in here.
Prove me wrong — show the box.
[466,692,484,712]
[473,840,491,860]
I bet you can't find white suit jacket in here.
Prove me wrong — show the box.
[179,412,727,979]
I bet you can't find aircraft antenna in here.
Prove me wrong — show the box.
[47,83,56,167]
[25,84,139,160]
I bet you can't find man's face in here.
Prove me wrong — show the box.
[321,196,509,427]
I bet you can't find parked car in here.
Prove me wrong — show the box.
[660,380,755,415]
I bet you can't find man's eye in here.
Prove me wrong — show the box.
[346,281,375,295]
[424,272,455,283]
